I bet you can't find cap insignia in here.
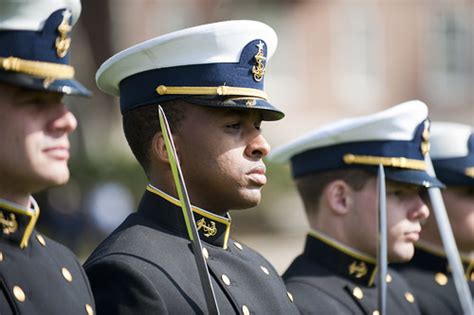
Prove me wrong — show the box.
[252,41,266,82]
[0,211,18,235]
[420,120,430,156]
[349,261,368,278]
[246,99,257,107]
[196,218,217,237]
[55,10,72,58]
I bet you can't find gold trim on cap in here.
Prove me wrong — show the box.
[343,154,426,171]
[0,57,75,79]
[156,85,269,100]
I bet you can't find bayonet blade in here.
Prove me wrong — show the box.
[158,105,220,315]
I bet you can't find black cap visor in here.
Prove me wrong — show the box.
[0,71,91,97]
[183,96,284,121]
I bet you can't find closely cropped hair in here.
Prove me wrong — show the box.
[122,100,187,175]
[295,169,374,215]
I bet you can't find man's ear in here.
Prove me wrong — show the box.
[151,132,169,163]
[322,180,354,216]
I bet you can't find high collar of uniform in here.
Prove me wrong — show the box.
[414,241,474,281]
[142,184,231,249]
[0,197,40,248]
[306,229,378,287]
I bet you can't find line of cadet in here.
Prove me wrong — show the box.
[0,0,472,314]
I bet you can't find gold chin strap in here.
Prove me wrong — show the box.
[343,154,427,171]
[156,85,269,101]
[0,56,75,79]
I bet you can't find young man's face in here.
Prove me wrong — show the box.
[0,84,77,198]
[174,105,270,214]
[440,186,474,252]
[349,177,429,262]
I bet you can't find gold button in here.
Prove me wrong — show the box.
[0,251,3,262]
[287,291,294,303]
[202,247,209,259]
[373,311,380,315]
[221,274,231,286]
[434,272,448,286]
[62,267,73,282]
[13,285,25,302]
[353,286,364,299]
[260,266,269,275]
[234,241,243,250]
[405,292,415,303]
[36,234,46,246]
[386,274,392,283]
[85,303,94,315]
[242,305,250,315]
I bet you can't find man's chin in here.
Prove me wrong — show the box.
[232,191,261,210]
[35,169,70,191]
[389,244,415,263]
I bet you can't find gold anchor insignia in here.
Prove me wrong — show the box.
[252,41,266,82]
[0,211,18,235]
[348,261,368,278]
[196,218,217,237]
[55,10,72,58]
[245,99,256,107]
[420,120,431,156]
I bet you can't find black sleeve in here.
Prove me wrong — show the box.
[85,257,167,315]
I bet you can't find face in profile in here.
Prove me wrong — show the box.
[440,186,474,252]
[173,105,271,214]
[0,84,77,196]
[349,178,429,262]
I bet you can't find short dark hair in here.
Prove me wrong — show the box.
[295,169,374,215]
[122,100,187,174]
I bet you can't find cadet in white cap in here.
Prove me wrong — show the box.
[269,100,443,314]
[394,122,474,315]
[0,0,95,314]
[83,20,299,314]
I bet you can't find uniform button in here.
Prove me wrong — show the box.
[62,267,73,282]
[202,247,209,259]
[353,286,364,299]
[373,310,380,315]
[404,291,415,303]
[36,234,46,246]
[221,274,231,286]
[434,272,448,286]
[385,274,392,283]
[13,285,25,302]
[85,303,94,315]
[287,291,294,303]
[233,241,243,250]
[0,251,3,262]
[260,266,269,275]
[242,305,250,315]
